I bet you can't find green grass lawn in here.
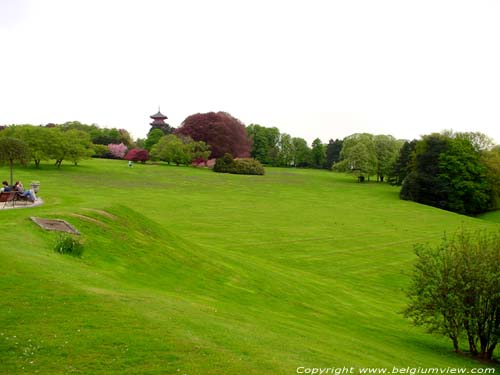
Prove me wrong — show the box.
[1,159,499,374]
[479,210,500,223]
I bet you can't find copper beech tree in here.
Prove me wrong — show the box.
[175,112,252,159]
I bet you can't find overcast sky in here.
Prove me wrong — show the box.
[1,0,499,145]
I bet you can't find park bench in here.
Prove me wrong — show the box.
[0,191,18,208]
[0,191,36,208]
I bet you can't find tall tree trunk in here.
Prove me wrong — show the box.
[464,321,478,355]
[486,342,497,360]
[450,335,460,352]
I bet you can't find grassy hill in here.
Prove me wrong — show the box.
[1,159,499,374]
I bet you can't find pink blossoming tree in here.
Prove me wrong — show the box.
[108,143,128,159]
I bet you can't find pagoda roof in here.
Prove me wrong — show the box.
[150,119,168,126]
[150,111,168,120]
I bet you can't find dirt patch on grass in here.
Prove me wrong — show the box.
[30,217,80,235]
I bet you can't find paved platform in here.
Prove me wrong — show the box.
[0,197,44,210]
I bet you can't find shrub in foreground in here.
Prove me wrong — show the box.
[404,228,500,360]
[54,233,84,256]
[214,154,264,175]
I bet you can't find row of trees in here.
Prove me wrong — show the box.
[1,115,349,171]
[0,124,153,168]
[246,124,343,168]
[57,121,134,147]
[248,126,500,215]
[0,125,94,167]
[3,119,499,216]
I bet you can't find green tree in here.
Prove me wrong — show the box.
[188,139,211,164]
[311,138,326,168]
[277,133,293,167]
[481,146,500,208]
[151,135,209,166]
[3,125,49,168]
[401,132,493,214]
[438,137,491,214]
[291,137,312,167]
[89,127,122,145]
[325,139,343,169]
[405,228,500,359]
[455,131,494,152]
[374,135,401,182]
[0,137,30,185]
[246,124,280,165]
[47,128,93,167]
[389,140,417,186]
[144,128,164,151]
[339,133,377,181]
[64,130,94,166]
[151,134,187,165]
[400,133,450,208]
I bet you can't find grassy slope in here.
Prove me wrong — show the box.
[479,210,500,223]
[0,159,499,375]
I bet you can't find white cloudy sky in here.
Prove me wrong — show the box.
[1,0,500,144]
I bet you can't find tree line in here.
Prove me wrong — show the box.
[3,117,500,215]
[0,124,95,167]
[247,124,500,215]
[246,124,343,169]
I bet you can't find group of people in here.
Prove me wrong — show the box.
[1,180,37,202]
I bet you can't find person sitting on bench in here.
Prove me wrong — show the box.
[13,181,36,202]
[1,180,11,193]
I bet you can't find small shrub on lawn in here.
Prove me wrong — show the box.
[213,153,234,173]
[231,158,265,175]
[214,154,265,175]
[54,233,84,256]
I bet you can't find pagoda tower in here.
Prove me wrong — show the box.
[149,108,173,134]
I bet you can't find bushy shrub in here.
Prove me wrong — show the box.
[125,148,149,163]
[92,144,112,158]
[213,153,234,173]
[214,154,264,175]
[108,143,128,159]
[232,158,265,175]
[54,233,83,256]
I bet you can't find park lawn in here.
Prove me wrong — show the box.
[0,159,499,375]
[479,209,500,223]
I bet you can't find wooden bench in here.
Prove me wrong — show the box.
[0,191,18,208]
